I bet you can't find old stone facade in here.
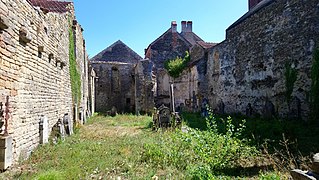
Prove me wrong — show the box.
[207,0,319,119]
[134,59,155,115]
[91,40,154,114]
[0,0,90,164]
[90,0,318,120]
[145,21,214,111]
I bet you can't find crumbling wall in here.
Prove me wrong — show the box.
[0,0,87,162]
[135,59,155,115]
[207,0,319,119]
[92,62,136,113]
[72,20,89,123]
[88,64,96,115]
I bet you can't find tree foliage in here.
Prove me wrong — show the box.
[164,51,190,78]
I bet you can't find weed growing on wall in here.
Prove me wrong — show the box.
[284,62,297,109]
[69,20,81,105]
[310,47,319,121]
[164,51,190,78]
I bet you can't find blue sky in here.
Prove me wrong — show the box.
[73,1,248,58]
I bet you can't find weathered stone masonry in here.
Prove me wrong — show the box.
[91,40,155,115]
[0,0,89,164]
[207,0,319,119]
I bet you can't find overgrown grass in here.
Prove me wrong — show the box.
[143,110,261,179]
[4,113,315,179]
[182,111,319,173]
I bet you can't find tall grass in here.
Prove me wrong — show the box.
[2,113,304,179]
[142,110,259,179]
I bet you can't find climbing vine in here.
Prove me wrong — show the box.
[284,61,297,109]
[310,47,319,121]
[69,20,81,105]
[164,51,190,78]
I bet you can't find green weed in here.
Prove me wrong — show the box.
[142,110,258,179]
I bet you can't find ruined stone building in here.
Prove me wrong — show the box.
[0,0,92,167]
[207,0,319,119]
[91,40,154,114]
[91,22,212,114]
[143,0,319,120]
[145,21,214,111]
[91,0,319,121]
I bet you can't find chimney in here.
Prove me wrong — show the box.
[181,21,187,33]
[171,21,177,33]
[186,21,192,32]
[249,0,263,10]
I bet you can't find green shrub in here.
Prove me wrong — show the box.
[164,51,190,78]
[258,171,283,180]
[142,109,258,178]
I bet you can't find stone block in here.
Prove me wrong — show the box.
[312,153,319,174]
[291,169,316,180]
[39,115,48,144]
[63,113,73,135]
[0,16,8,30]
[19,27,32,44]
[0,135,12,170]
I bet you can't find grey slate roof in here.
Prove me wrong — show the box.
[90,40,142,64]
[180,31,204,46]
[146,28,192,52]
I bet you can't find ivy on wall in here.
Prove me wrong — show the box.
[69,20,81,105]
[310,47,319,121]
[164,51,190,78]
[284,61,297,109]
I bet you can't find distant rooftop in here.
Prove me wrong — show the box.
[90,40,142,64]
[27,0,73,13]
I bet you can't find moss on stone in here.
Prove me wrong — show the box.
[69,20,81,105]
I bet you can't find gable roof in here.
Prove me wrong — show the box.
[90,40,142,64]
[180,31,204,46]
[27,0,73,13]
[145,27,192,53]
[196,41,217,49]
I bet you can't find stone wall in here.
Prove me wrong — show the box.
[88,64,96,115]
[72,19,89,123]
[207,0,319,119]
[135,59,155,115]
[0,0,88,162]
[92,62,136,113]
